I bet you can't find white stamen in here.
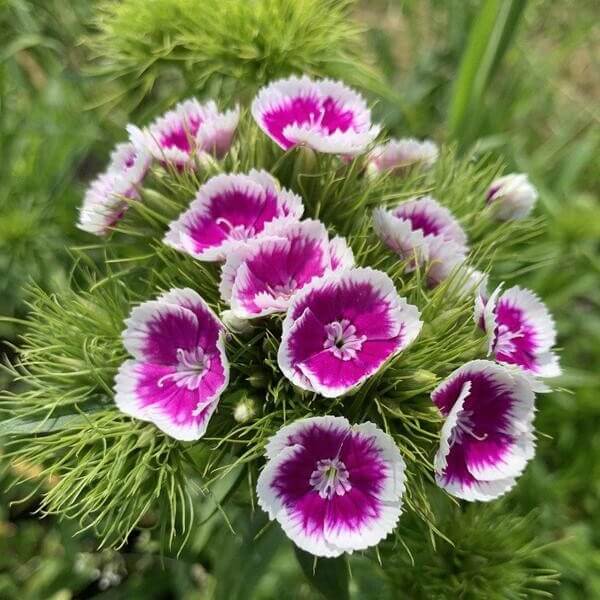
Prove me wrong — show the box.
[494,323,525,356]
[449,408,488,446]
[216,217,256,241]
[323,319,367,361]
[309,457,352,499]
[157,347,210,391]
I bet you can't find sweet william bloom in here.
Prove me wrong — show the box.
[373,196,468,285]
[129,98,239,168]
[486,173,538,220]
[164,170,304,261]
[77,140,151,236]
[114,288,229,441]
[368,138,438,175]
[219,219,354,318]
[278,268,422,397]
[251,75,380,155]
[108,140,152,185]
[78,172,137,236]
[433,360,536,501]
[477,284,560,378]
[257,416,406,557]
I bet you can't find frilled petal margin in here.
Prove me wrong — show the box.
[278,267,422,397]
[257,416,406,557]
[432,360,536,501]
[164,170,304,262]
[252,75,380,155]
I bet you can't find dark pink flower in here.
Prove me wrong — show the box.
[278,268,422,397]
[373,196,468,285]
[164,170,304,261]
[252,76,380,155]
[477,285,560,378]
[432,360,536,501]
[114,288,229,441]
[129,98,239,168]
[219,219,354,318]
[257,416,406,556]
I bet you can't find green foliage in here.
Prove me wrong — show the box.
[377,500,558,599]
[0,113,541,562]
[0,0,100,339]
[448,0,528,145]
[87,0,386,120]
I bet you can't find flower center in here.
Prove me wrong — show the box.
[323,319,366,361]
[494,323,525,356]
[309,458,352,499]
[266,279,298,301]
[449,408,487,446]
[216,217,256,241]
[157,347,210,391]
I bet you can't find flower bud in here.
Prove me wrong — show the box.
[233,398,256,423]
[221,310,253,334]
[486,173,538,220]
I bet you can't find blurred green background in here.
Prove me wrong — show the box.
[1,0,598,597]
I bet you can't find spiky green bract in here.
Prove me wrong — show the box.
[372,500,558,600]
[86,0,385,117]
[1,119,544,551]
[0,278,197,550]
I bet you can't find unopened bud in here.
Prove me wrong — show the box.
[234,399,256,423]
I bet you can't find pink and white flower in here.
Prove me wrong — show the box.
[114,288,229,441]
[129,98,239,168]
[432,360,536,501]
[257,416,406,557]
[373,196,468,285]
[278,268,422,397]
[108,140,152,185]
[78,172,138,236]
[251,76,380,155]
[368,138,438,175]
[477,284,560,378]
[77,141,151,236]
[486,173,538,220]
[164,170,304,261]
[219,219,354,318]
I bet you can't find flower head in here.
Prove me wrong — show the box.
[77,172,137,236]
[252,75,380,155]
[278,268,422,397]
[114,288,229,441]
[129,98,239,168]
[164,170,304,261]
[108,140,152,184]
[77,140,151,236]
[219,219,354,318]
[486,173,538,220]
[432,360,536,501]
[373,196,468,285]
[368,138,438,175]
[257,416,406,557]
[477,284,560,378]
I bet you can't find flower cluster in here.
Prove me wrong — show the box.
[78,75,556,557]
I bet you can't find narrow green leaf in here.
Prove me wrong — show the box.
[0,406,106,436]
[295,547,350,600]
[448,0,528,144]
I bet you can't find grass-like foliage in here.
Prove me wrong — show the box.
[0,112,544,557]
[378,500,558,599]
[87,0,385,116]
